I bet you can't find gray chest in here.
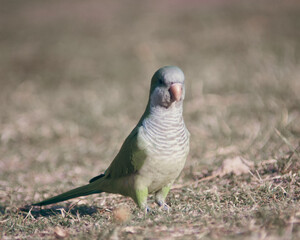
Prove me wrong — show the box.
[137,117,190,192]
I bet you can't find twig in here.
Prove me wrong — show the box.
[275,129,299,157]
[172,174,218,189]
[23,206,35,221]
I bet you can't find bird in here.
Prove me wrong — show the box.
[33,66,190,211]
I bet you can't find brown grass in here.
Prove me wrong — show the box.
[0,0,299,239]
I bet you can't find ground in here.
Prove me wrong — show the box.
[0,0,299,239]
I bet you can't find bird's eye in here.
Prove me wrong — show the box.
[158,79,163,85]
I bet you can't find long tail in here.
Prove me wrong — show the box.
[33,181,102,206]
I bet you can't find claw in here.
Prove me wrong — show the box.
[144,206,152,216]
[146,206,150,213]
[157,201,171,212]
[162,204,170,212]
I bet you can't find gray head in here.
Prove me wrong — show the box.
[149,66,185,108]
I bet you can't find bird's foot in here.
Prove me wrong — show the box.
[157,201,171,212]
[143,206,152,216]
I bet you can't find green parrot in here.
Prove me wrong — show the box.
[33,66,190,211]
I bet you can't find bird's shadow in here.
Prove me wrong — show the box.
[18,204,100,218]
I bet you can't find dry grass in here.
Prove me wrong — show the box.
[0,0,300,239]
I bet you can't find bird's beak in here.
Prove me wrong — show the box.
[169,83,182,102]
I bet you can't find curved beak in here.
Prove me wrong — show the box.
[169,83,182,102]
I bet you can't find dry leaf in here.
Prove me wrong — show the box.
[113,206,131,223]
[54,227,69,239]
[213,156,253,177]
[123,226,137,234]
[68,197,89,205]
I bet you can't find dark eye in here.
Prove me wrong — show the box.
[158,79,163,85]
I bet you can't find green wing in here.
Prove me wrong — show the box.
[102,126,147,179]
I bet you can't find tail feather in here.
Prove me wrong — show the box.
[33,182,102,206]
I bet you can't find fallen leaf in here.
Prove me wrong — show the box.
[54,227,69,239]
[123,226,137,234]
[213,156,253,177]
[113,206,131,223]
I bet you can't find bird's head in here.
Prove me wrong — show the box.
[149,66,185,109]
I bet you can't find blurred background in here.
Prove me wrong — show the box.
[0,0,299,202]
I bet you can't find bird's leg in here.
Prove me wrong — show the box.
[155,185,171,211]
[134,187,149,212]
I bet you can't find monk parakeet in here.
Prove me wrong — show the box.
[33,66,190,211]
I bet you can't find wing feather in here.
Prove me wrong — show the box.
[104,126,147,178]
